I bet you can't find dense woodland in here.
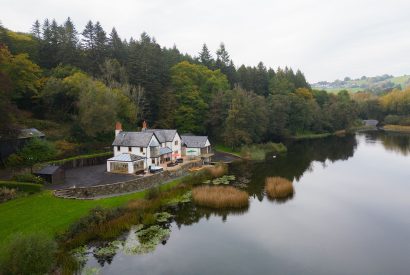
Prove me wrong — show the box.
[1,18,410,150]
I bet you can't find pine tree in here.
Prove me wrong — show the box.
[108,27,126,63]
[59,17,79,65]
[198,43,213,69]
[31,20,41,39]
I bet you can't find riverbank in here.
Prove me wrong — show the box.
[382,124,410,133]
[215,142,287,160]
[0,178,183,251]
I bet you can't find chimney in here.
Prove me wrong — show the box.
[115,121,122,136]
[142,120,147,131]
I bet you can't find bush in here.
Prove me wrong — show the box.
[145,186,160,200]
[384,115,401,125]
[192,186,249,209]
[5,154,24,167]
[13,173,45,184]
[0,181,43,193]
[0,187,17,202]
[265,177,294,200]
[0,233,57,275]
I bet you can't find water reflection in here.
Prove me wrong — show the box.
[83,132,410,275]
[364,131,410,156]
[230,134,358,201]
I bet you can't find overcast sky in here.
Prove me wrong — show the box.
[2,0,410,82]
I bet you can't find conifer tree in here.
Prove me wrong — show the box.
[198,43,213,69]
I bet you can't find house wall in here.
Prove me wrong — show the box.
[171,134,182,158]
[112,135,160,168]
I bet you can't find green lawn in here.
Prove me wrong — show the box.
[214,144,242,157]
[0,179,182,250]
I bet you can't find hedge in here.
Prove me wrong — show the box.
[0,181,43,193]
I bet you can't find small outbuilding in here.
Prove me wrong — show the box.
[34,165,65,184]
[107,153,145,174]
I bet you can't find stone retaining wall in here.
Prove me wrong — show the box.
[54,160,201,199]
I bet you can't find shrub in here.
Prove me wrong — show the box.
[145,186,160,200]
[13,173,45,184]
[265,177,294,200]
[0,233,57,275]
[192,186,249,209]
[5,154,24,167]
[384,115,401,125]
[0,181,43,193]
[0,187,17,202]
[18,138,58,165]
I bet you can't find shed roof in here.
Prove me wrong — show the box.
[18,128,45,139]
[181,135,209,148]
[35,165,61,175]
[143,129,177,143]
[108,153,145,162]
[112,132,156,147]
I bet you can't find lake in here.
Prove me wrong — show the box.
[83,131,410,275]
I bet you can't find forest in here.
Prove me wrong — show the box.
[1,18,409,150]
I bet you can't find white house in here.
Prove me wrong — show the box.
[181,135,213,162]
[107,122,212,174]
[143,128,182,163]
[107,122,162,174]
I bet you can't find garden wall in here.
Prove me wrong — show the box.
[54,160,202,199]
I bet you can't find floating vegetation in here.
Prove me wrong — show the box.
[82,267,101,275]
[124,225,171,255]
[192,186,249,209]
[203,175,236,185]
[154,212,174,223]
[165,191,192,206]
[93,241,123,258]
[71,245,89,266]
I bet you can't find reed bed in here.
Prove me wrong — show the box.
[206,163,228,178]
[265,177,294,200]
[192,186,249,209]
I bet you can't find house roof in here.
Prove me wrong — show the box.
[112,132,156,147]
[181,135,209,148]
[18,128,45,139]
[159,147,172,155]
[35,165,61,175]
[143,129,177,143]
[108,153,145,162]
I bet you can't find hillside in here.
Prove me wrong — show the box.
[311,74,410,94]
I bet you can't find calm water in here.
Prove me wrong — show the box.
[84,131,410,275]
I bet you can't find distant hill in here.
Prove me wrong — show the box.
[311,74,410,94]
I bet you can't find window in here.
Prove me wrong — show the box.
[117,146,120,151]
[128,147,132,152]
[175,140,178,145]
[140,147,143,153]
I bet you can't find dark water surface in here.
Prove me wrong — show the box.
[85,132,410,275]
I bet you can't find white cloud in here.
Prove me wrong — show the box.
[1,0,410,82]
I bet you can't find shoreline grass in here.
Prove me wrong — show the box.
[382,124,410,133]
[192,186,249,209]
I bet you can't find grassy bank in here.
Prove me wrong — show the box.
[292,132,332,140]
[216,142,287,160]
[382,124,410,133]
[214,144,242,157]
[0,178,182,251]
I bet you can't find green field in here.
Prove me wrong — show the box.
[0,179,182,250]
